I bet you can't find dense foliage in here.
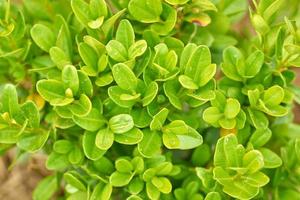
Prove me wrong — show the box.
[0,0,300,199]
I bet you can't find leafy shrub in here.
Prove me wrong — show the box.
[0,0,300,199]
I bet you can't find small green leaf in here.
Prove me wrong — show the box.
[178,75,199,90]
[82,131,106,160]
[150,108,169,131]
[33,175,58,200]
[73,108,106,131]
[142,82,158,106]
[109,114,134,134]
[71,0,91,27]
[78,43,98,75]
[31,24,55,52]
[106,40,128,62]
[116,158,133,173]
[116,19,135,49]
[90,183,112,200]
[128,0,162,23]
[128,40,148,59]
[62,65,79,94]
[53,140,73,154]
[203,107,222,124]
[95,128,114,150]
[249,128,272,148]
[138,129,162,158]
[112,63,138,92]
[224,98,240,119]
[243,50,264,78]
[263,85,284,106]
[17,129,49,152]
[260,148,282,168]
[64,172,86,191]
[1,84,20,117]
[36,80,69,105]
[110,171,133,187]
[114,128,143,145]
[68,94,92,117]
[151,177,172,194]
[221,46,243,81]
[243,150,264,173]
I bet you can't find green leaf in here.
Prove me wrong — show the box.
[68,146,84,164]
[222,180,259,200]
[73,108,106,131]
[82,131,106,160]
[221,46,243,81]
[78,43,98,75]
[163,125,203,149]
[146,182,161,200]
[142,82,158,106]
[78,71,93,97]
[214,134,242,168]
[53,140,73,154]
[101,9,126,37]
[46,152,69,170]
[90,183,112,200]
[138,129,162,158]
[110,171,133,187]
[95,127,114,150]
[128,0,162,23]
[90,0,107,18]
[150,108,169,131]
[0,124,26,144]
[106,40,128,62]
[71,0,91,27]
[36,80,71,105]
[116,19,135,49]
[203,107,222,124]
[1,84,20,117]
[205,192,221,200]
[68,94,92,117]
[249,128,272,148]
[178,75,199,90]
[151,177,172,194]
[62,65,79,94]
[242,171,269,187]
[243,50,264,78]
[49,47,71,69]
[31,24,55,52]
[64,172,86,191]
[259,148,282,168]
[243,150,264,173]
[263,85,284,106]
[108,86,137,108]
[116,158,133,173]
[224,98,240,119]
[112,63,138,92]
[128,40,148,59]
[114,128,143,145]
[246,108,269,129]
[56,16,73,59]
[33,175,57,200]
[17,129,49,153]
[109,114,134,134]
[219,118,236,129]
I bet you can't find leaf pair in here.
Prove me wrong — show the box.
[71,0,107,29]
[37,65,93,117]
[203,91,246,129]
[47,139,84,170]
[221,46,264,81]
[106,19,147,64]
[110,157,144,188]
[150,108,203,150]
[94,114,142,151]
[108,63,158,108]
[143,161,178,200]
[248,85,288,117]
[213,134,269,200]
